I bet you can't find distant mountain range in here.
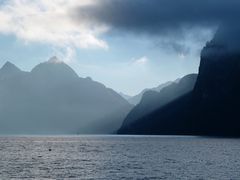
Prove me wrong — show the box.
[118,74,197,133]
[2,27,239,136]
[118,27,240,136]
[123,81,173,105]
[119,92,132,101]
[0,57,132,134]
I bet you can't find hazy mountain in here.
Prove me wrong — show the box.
[119,92,132,100]
[118,74,197,133]
[127,81,173,105]
[118,26,240,136]
[0,61,25,80]
[0,57,132,134]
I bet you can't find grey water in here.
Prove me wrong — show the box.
[0,136,240,179]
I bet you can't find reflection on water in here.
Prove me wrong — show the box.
[0,136,240,179]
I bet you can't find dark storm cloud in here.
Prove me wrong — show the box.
[75,0,240,35]
[159,41,190,55]
[73,0,240,53]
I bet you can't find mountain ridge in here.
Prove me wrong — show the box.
[118,27,240,136]
[118,74,197,132]
[127,81,173,105]
[0,57,132,134]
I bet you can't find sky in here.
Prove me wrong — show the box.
[1,0,235,95]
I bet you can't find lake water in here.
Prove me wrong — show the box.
[0,136,240,179]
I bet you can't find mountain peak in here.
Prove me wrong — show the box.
[31,57,79,79]
[0,61,22,79]
[47,56,63,64]
[1,61,21,72]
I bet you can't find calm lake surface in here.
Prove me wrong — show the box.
[0,136,240,179]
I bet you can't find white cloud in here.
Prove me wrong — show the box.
[133,56,149,65]
[50,46,76,63]
[0,0,108,49]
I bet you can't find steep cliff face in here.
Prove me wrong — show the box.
[118,26,240,136]
[191,36,240,136]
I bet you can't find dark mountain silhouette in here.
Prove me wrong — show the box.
[118,74,197,133]
[118,93,194,135]
[118,26,240,136]
[127,81,173,105]
[190,35,240,136]
[0,57,132,134]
